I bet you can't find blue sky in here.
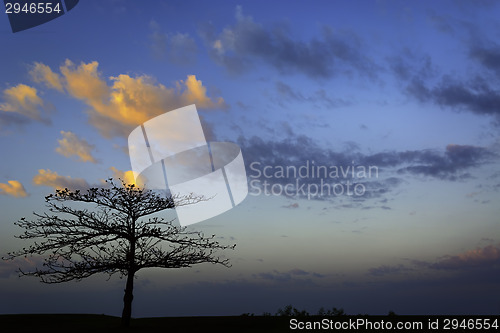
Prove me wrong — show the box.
[0,0,499,316]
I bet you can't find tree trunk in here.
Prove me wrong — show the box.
[122,222,137,327]
[121,269,135,327]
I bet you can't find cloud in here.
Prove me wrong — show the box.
[257,271,292,283]
[0,180,28,198]
[373,245,500,278]
[289,268,310,276]
[30,62,64,92]
[56,131,97,163]
[0,259,19,278]
[388,48,437,82]
[60,60,110,104]
[254,268,325,283]
[275,81,350,108]
[427,13,456,35]
[0,84,43,118]
[32,169,90,190]
[149,20,198,65]
[241,134,494,201]
[470,44,500,76]
[109,166,139,186]
[361,144,493,180]
[200,6,378,79]
[0,84,51,127]
[394,144,495,180]
[394,45,500,123]
[0,256,44,279]
[430,77,500,118]
[282,202,299,209]
[429,245,500,270]
[441,39,500,111]
[368,264,411,277]
[36,60,226,137]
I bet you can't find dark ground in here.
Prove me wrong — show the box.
[0,313,485,332]
[0,314,291,332]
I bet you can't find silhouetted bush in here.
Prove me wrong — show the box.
[317,306,345,316]
[276,304,309,317]
[243,305,399,317]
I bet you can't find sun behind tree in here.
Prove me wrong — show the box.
[3,179,235,327]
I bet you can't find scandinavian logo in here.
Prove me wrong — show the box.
[128,104,248,226]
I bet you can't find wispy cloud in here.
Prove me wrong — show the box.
[470,44,500,76]
[0,84,51,128]
[149,20,198,65]
[429,245,500,270]
[32,169,90,190]
[368,244,500,278]
[0,180,28,198]
[200,6,378,79]
[0,256,44,279]
[240,134,495,201]
[368,264,412,277]
[392,42,500,124]
[56,131,97,163]
[275,81,350,108]
[393,144,495,180]
[254,268,325,283]
[30,62,64,92]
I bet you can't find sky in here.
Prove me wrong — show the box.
[0,0,500,317]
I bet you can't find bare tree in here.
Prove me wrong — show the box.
[3,179,235,327]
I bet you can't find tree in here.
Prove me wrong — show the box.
[3,179,235,327]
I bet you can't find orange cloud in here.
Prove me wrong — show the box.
[431,245,500,270]
[0,256,44,278]
[0,180,28,197]
[33,169,89,190]
[60,59,110,104]
[180,75,226,108]
[92,73,226,137]
[30,62,63,92]
[34,60,226,138]
[56,131,97,163]
[0,84,46,120]
[109,167,142,187]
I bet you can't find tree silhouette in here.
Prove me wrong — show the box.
[3,179,235,327]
